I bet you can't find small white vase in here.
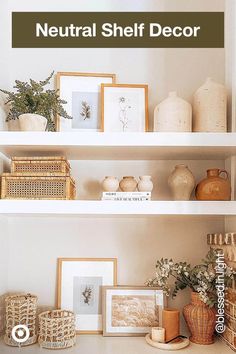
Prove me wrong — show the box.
[119,176,138,192]
[138,176,153,192]
[19,114,47,131]
[193,78,227,132]
[168,165,195,201]
[154,91,192,132]
[102,176,119,192]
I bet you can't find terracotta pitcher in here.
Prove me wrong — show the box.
[196,169,231,201]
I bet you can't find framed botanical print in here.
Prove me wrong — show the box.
[101,84,149,132]
[56,72,116,131]
[57,258,117,334]
[102,286,165,337]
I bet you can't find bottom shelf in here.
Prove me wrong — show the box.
[0,336,232,354]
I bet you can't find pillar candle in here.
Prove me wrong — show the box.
[151,327,165,343]
[162,308,180,342]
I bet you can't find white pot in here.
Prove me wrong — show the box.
[193,78,227,132]
[154,91,192,132]
[138,176,153,192]
[168,165,195,201]
[102,176,119,192]
[19,114,47,131]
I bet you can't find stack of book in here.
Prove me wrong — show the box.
[102,192,151,201]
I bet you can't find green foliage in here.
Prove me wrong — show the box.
[0,71,72,131]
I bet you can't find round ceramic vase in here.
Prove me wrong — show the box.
[119,176,138,192]
[102,176,119,192]
[193,78,227,132]
[138,176,153,192]
[168,165,195,201]
[19,113,47,131]
[154,91,192,132]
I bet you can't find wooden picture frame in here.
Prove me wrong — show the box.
[102,286,165,337]
[101,84,149,132]
[57,258,117,334]
[56,72,116,131]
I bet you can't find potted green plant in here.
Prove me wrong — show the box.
[146,248,235,345]
[0,71,72,131]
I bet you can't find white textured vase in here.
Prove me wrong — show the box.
[102,176,119,192]
[193,78,227,132]
[168,165,195,201]
[154,91,192,132]
[138,176,153,192]
[19,114,47,131]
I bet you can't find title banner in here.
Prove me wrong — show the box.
[12,12,224,48]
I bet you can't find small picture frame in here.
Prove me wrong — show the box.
[57,258,117,334]
[56,72,116,131]
[102,286,165,337]
[101,84,148,132]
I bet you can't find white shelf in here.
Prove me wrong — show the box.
[0,132,236,160]
[0,200,235,216]
[0,336,232,354]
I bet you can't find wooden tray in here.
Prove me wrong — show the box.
[145,334,190,351]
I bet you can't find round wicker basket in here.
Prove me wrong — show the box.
[4,293,38,347]
[38,310,76,349]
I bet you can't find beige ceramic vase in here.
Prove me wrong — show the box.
[193,78,227,132]
[154,91,192,132]
[195,169,231,201]
[19,113,47,131]
[119,176,137,192]
[137,176,153,192]
[168,165,195,200]
[102,176,119,192]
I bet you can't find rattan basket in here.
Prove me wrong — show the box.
[11,157,71,176]
[38,310,76,349]
[4,294,38,347]
[1,174,76,200]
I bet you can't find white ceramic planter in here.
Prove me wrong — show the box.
[193,78,227,132]
[102,176,119,192]
[138,176,153,192]
[168,165,195,201]
[154,91,192,132]
[19,114,47,131]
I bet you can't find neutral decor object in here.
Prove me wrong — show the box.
[162,308,180,342]
[183,291,216,344]
[4,294,38,347]
[151,327,165,343]
[195,168,231,201]
[101,84,148,132]
[168,165,195,200]
[145,333,190,350]
[0,71,71,131]
[57,72,115,131]
[193,77,227,132]
[38,310,76,349]
[119,176,138,192]
[102,286,165,336]
[102,176,119,192]
[154,91,192,132]
[57,258,117,333]
[11,156,71,176]
[137,176,153,192]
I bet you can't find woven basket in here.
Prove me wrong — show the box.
[11,157,71,176]
[38,310,76,349]
[183,292,216,345]
[4,294,38,347]
[1,174,76,200]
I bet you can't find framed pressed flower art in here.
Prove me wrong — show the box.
[101,84,149,132]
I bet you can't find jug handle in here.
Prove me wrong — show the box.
[219,170,229,180]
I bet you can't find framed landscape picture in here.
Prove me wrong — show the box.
[101,84,148,132]
[102,286,165,337]
[56,72,116,131]
[57,258,117,334]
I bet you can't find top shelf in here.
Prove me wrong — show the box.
[0,132,236,160]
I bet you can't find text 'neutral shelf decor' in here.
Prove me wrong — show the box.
[102,286,165,336]
[57,258,117,333]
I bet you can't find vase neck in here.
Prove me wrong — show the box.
[207,169,220,178]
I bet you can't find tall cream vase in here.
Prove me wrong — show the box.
[168,165,195,201]
[154,91,192,132]
[193,78,227,132]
